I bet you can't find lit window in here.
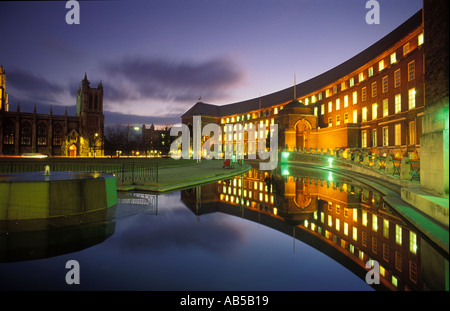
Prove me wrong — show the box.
[362,130,367,147]
[409,121,416,145]
[333,86,338,94]
[353,210,358,222]
[372,129,377,147]
[314,106,318,116]
[394,69,401,87]
[344,222,349,235]
[372,215,378,232]
[336,115,340,126]
[408,61,415,81]
[352,91,357,104]
[382,76,388,93]
[403,43,410,55]
[418,33,424,46]
[344,113,349,124]
[362,87,367,102]
[395,123,401,146]
[359,72,364,82]
[362,107,367,122]
[353,110,358,123]
[390,52,397,64]
[372,82,377,98]
[318,92,322,100]
[383,219,389,237]
[335,218,340,231]
[392,276,398,288]
[344,95,349,107]
[328,215,332,227]
[383,99,389,117]
[395,94,402,114]
[312,95,316,103]
[305,98,309,106]
[379,59,385,71]
[326,89,330,97]
[362,210,368,226]
[408,88,416,109]
[341,81,346,91]
[368,66,374,77]
[328,101,332,113]
[321,104,325,115]
[336,98,340,110]
[372,103,378,120]
[352,227,358,241]
[395,224,402,245]
[383,126,389,146]
[328,117,332,127]
[274,107,278,114]
[349,78,354,87]
[410,232,417,254]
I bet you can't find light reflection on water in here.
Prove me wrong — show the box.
[0,166,447,291]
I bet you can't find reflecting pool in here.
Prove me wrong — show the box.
[0,165,448,291]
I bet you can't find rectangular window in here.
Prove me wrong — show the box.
[383,243,389,262]
[314,106,318,116]
[410,261,418,283]
[418,33,424,45]
[326,89,330,98]
[352,227,358,241]
[394,69,401,87]
[362,232,368,247]
[352,91,357,104]
[344,113,349,124]
[372,237,378,254]
[328,117,332,127]
[336,218,340,231]
[312,95,316,103]
[408,88,416,109]
[372,103,378,120]
[409,121,416,145]
[410,231,417,254]
[408,60,415,81]
[372,129,377,147]
[383,126,389,146]
[333,85,338,94]
[383,99,389,117]
[353,210,358,222]
[362,87,367,102]
[403,42,410,55]
[383,219,389,237]
[359,72,364,82]
[372,214,378,232]
[321,104,325,115]
[344,95,349,107]
[344,222,348,236]
[395,251,402,271]
[368,66,374,77]
[395,224,402,245]
[349,77,354,87]
[395,94,402,114]
[304,98,309,106]
[336,98,340,111]
[353,110,358,123]
[341,81,346,91]
[382,76,388,93]
[362,107,367,122]
[390,52,397,64]
[362,211,368,226]
[318,92,322,100]
[372,82,377,98]
[395,123,401,146]
[328,101,332,113]
[379,59,385,71]
[362,130,367,147]
[336,115,341,126]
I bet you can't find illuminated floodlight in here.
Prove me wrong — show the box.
[282,151,290,162]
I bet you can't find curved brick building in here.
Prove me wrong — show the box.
[182,10,424,160]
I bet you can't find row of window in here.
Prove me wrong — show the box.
[360,120,417,147]
[303,33,423,106]
[2,122,64,146]
[322,88,417,126]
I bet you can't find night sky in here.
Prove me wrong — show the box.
[0,0,422,127]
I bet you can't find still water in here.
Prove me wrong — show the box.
[0,165,448,291]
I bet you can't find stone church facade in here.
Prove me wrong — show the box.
[0,68,104,157]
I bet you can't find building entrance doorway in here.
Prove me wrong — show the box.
[295,120,311,150]
[69,144,77,157]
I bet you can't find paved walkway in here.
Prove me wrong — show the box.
[116,160,251,193]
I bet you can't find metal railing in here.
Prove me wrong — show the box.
[0,160,158,185]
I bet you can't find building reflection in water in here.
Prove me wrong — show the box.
[181,167,448,291]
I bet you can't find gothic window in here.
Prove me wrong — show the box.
[3,120,15,144]
[94,95,98,110]
[53,123,63,146]
[89,94,93,110]
[37,122,47,146]
[21,121,32,145]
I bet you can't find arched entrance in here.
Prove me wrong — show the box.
[69,144,77,157]
[295,119,312,150]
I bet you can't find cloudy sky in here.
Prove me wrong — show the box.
[0,0,422,127]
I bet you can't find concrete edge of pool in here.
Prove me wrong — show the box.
[0,171,118,220]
